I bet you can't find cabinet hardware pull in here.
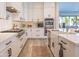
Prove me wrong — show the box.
[63,47,66,50]
[61,40,67,44]
[8,48,12,57]
[59,43,62,45]
[59,43,66,50]
[52,42,54,48]
[6,41,12,45]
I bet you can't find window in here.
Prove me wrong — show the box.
[59,16,79,29]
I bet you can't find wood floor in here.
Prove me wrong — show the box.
[19,38,52,57]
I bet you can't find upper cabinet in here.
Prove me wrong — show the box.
[44,2,59,29]
[32,3,44,22]
[0,2,6,20]
[6,2,24,20]
[44,2,56,18]
[23,2,44,22]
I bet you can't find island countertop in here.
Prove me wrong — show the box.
[0,33,18,43]
[58,33,79,45]
[47,29,79,45]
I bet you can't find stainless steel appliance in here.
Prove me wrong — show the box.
[44,18,54,35]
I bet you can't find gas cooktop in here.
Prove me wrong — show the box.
[1,29,23,33]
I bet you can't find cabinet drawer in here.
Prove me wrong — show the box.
[59,36,75,57]
[0,37,15,52]
[0,47,9,57]
[10,41,21,57]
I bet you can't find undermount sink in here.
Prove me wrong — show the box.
[0,29,23,33]
[59,31,76,34]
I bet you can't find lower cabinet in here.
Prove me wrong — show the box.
[27,28,44,38]
[49,31,77,57]
[0,47,9,57]
[50,30,59,57]
[0,33,27,57]
[10,40,21,57]
[58,36,79,57]
[11,33,27,57]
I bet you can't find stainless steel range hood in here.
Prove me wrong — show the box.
[6,6,18,13]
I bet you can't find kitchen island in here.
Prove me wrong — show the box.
[59,33,79,45]
[48,29,79,57]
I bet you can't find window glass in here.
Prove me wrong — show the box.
[59,16,79,29]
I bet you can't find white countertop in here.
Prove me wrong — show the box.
[59,33,79,45]
[0,33,17,43]
[48,29,79,45]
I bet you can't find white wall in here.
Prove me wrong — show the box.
[0,20,12,31]
[0,2,6,20]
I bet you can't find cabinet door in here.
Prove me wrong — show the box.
[59,36,75,57]
[20,33,27,47]
[10,39,21,57]
[8,36,21,57]
[0,48,9,57]
[23,2,44,21]
[32,7,44,21]
[54,35,59,57]
[11,42,19,56]
[0,2,6,19]
[27,28,32,37]
[51,31,59,57]
[44,2,55,18]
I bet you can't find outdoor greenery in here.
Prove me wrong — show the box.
[59,16,79,28]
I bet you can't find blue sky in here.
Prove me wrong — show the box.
[59,2,79,16]
[59,2,79,12]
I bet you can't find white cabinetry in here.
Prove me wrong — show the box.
[49,30,59,57]
[32,3,44,21]
[0,35,17,57]
[0,47,9,57]
[49,30,79,57]
[49,31,77,57]
[27,28,45,38]
[44,3,55,18]
[10,33,27,57]
[58,36,79,57]
[23,2,44,21]
[0,33,27,57]
[44,2,59,29]
[0,2,6,20]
